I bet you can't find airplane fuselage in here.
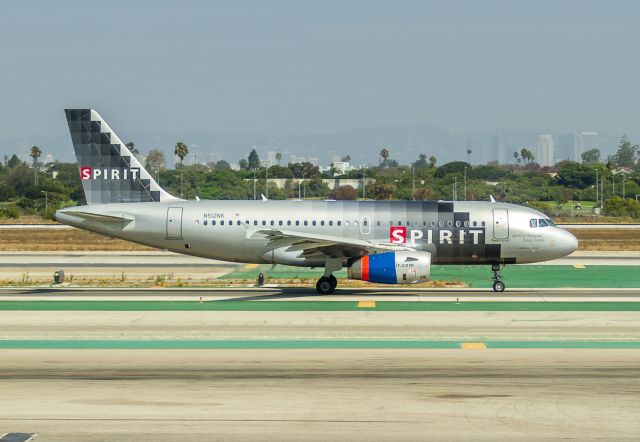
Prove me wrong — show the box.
[56,199,578,267]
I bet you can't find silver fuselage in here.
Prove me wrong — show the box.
[56,200,578,267]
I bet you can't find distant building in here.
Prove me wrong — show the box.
[537,134,555,167]
[492,134,507,164]
[574,132,598,162]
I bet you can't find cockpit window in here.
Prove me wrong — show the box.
[546,219,556,226]
[529,219,537,228]
[538,219,549,227]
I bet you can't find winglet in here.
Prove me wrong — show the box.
[489,195,496,203]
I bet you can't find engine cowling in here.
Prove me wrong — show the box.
[348,251,431,284]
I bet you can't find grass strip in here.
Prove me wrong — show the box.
[1,301,640,311]
[0,340,639,349]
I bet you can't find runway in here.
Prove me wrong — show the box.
[2,288,639,440]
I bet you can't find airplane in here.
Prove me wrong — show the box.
[55,109,578,293]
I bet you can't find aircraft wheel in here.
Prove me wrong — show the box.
[492,280,505,293]
[316,277,335,294]
[329,275,338,290]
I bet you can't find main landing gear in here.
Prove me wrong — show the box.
[491,263,506,292]
[316,257,342,294]
[316,275,337,294]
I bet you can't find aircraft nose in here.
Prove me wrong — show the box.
[558,228,578,256]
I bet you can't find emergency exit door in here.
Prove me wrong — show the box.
[492,209,509,240]
[166,207,183,239]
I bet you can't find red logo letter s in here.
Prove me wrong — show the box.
[80,167,92,180]
[389,226,406,244]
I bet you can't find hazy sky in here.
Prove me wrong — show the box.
[1,0,639,139]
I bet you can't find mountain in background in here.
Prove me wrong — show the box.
[0,123,631,167]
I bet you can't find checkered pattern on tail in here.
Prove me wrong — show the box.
[65,109,179,205]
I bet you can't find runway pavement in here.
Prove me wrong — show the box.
[1,349,639,441]
[1,287,639,440]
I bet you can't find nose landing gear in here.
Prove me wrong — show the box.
[491,263,506,292]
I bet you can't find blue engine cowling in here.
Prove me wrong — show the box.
[347,251,431,284]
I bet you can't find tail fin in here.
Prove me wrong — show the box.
[65,109,179,205]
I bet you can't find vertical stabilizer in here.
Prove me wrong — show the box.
[65,109,179,205]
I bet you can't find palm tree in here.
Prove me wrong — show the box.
[379,148,390,166]
[275,152,283,165]
[30,145,42,186]
[513,151,520,166]
[174,142,189,165]
[428,156,437,168]
[466,149,472,164]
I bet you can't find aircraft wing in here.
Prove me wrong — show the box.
[250,228,413,258]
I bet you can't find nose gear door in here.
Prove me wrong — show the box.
[492,209,509,240]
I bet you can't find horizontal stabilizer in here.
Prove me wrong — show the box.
[59,211,134,223]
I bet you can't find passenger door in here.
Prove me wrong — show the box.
[492,209,509,240]
[166,207,183,239]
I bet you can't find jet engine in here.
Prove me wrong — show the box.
[347,251,431,284]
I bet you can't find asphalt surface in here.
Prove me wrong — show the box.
[1,349,639,441]
[1,287,639,441]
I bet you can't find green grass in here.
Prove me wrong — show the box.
[221,264,640,289]
[0,339,639,349]
[1,301,640,311]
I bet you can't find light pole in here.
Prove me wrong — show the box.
[41,191,48,212]
[595,169,598,206]
[362,166,366,200]
[463,167,467,201]
[453,177,457,201]
[265,164,269,198]
[622,174,627,198]
[253,168,256,200]
[411,164,415,200]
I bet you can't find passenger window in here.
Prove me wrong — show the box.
[414,221,419,227]
[389,221,393,226]
[538,219,549,227]
[237,220,241,225]
[304,220,308,226]
[212,220,216,226]
[312,221,316,226]
[472,221,477,227]
[346,221,350,226]
[530,219,537,228]
[253,220,257,226]
[262,220,266,226]
[363,220,368,226]
[431,221,436,227]
[203,220,208,226]
[439,221,444,227]
[447,221,452,227]
[423,221,427,227]
[398,221,402,226]
[220,220,225,225]
[270,220,274,226]
[321,221,325,226]
[481,221,486,227]
[337,221,342,226]
[463,221,469,227]
[377,221,381,226]
[455,221,461,228]
[278,220,283,226]
[287,220,291,226]
[245,220,249,225]
[329,220,333,226]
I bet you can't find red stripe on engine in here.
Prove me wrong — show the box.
[362,255,369,281]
